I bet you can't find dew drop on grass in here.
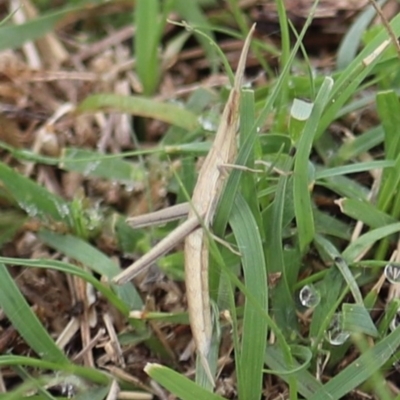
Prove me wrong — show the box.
[384,263,400,284]
[198,115,217,132]
[299,284,321,308]
[18,202,39,217]
[325,313,350,346]
[83,160,100,176]
[390,311,400,332]
[55,202,70,219]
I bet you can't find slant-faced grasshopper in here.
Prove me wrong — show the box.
[113,25,255,383]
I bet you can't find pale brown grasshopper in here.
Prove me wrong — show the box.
[113,25,255,383]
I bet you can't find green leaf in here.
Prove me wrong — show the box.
[0,162,72,226]
[145,363,225,400]
[293,77,334,252]
[0,264,68,364]
[60,148,145,183]
[342,303,378,338]
[78,94,200,131]
[38,230,143,310]
[0,4,84,51]
[230,194,268,400]
[309,327,400,400]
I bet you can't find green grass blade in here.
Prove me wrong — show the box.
[214,3,318,235]
[293,77,334,252]
[336,0,384,68]
[230,194,267,400]
[337,198,396,229]
[315,160,394,180]
[173,0,219,73]
[38,230,143,309]
[0,162,72,226]
[0,4,84,51]
[0,355,110,385]
[318,12,400,138]
[265,158,299,336]
[78,94,200,131]
[265,345,323,398]
[0,263,68,364]
[342,222,400,262]
[342,303,378,338]
[134,0,163,95]
[376,90,400,161]
[309,327,400,400]
[144,363,225,400]
[0,257,129,316]
[60,148,145,183]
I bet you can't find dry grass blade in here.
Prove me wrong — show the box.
[184,24,255,384]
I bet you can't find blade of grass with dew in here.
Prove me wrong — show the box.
[13,366,57,400]
[309,326,400,400]
[342,222,400,262]
[0,162,72,227]
[0,263,68,364]
[230,194,267,400]
[0,355,110,385]
[337,0,387,68]
[0,257,129,317]
[144,363,225,400]
[0,3,86,51]
[317,13,400,139]
[293,77,334,252]
[214,0,321,236]
[38,230,143,309]
[59,148,145,183]
[0,140,211,169]
[336,198,396,228]
[77,94,200,131]
[134,0,164,95]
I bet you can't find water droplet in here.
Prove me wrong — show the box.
[83,161,100,176]
[385,263,400,284]
[19,202,39,217]
[299,284,321,308]
[55,202,70,219]
[198,115,217,132]
[325,313,350,346]
[390,311,400,332]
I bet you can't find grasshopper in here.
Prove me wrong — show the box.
[113,25,255,383]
